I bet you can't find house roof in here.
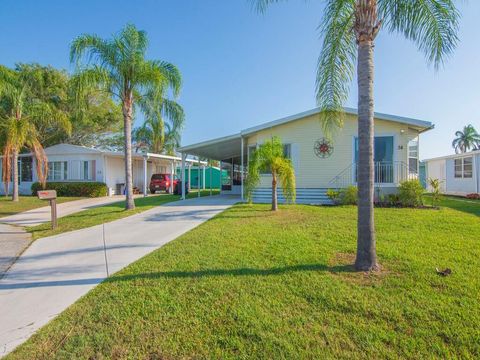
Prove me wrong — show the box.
[423,150,480,162]
[2,144,206,164]
[179,107,434,159]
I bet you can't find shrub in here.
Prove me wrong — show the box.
[387,193,400,206]
[466,193,480,200]
[428,178,442,207]
[31,182,108,197]
[340,185,358,205]
[326,189,341,203]
[398,179,424,207]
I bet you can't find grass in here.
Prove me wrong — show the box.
[0,196,84,218]
[28,190,219,240]
[8,196,479,359]
[423,194,479,216]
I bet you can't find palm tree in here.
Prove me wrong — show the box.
[0,66,70,201]
[70,24,182,210]
[252,0,460,270]
[245,136,296,211]
[452,125,480,153]
[133,97,185,155]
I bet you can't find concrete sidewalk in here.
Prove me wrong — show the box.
[0,195,137,227]
[0,195,239,357]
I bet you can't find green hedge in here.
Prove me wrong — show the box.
[31,182,108,197]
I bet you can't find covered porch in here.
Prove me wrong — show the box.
[179,134,247,200]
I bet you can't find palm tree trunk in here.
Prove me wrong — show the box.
[123,95,135,210]
[271,172,278,211]
[12,150,19,202]
[355,38,378,271]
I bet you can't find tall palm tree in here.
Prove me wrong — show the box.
[0,66,70,201]
[253,0,460,270]
[452,125,480,153]
[133,97,185,155]
[246,136,296,211]
[70,24,182,210]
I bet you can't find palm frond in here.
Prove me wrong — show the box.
[316,0,356,137]
[379,0,460,69]
[249,0,289,13]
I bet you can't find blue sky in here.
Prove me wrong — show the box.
[0,0,478,159]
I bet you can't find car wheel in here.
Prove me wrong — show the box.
[150,188,156,194]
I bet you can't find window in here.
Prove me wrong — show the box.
[48,161,68,181]
[454,157,473,178]
[20,157,33,182]
[408,139,419,174]
[463,157,473,178]
[80,160,92,180]
[283,144,291,159]
[454,159,462,178]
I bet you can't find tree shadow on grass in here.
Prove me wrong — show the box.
[0,263,355,290]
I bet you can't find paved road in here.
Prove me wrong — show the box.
[0,225,31,278]
[0,195,135,227]
[0,195,239,357]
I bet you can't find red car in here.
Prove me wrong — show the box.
[149,174,179,194]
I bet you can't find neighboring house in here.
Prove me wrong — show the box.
[179,107,433,204]
[424,151,480,196]
[0,144,203,196]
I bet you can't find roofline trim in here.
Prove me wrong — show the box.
[240,107,433,136]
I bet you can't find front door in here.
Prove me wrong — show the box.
[354,136,394,183]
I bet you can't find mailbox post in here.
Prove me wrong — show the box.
[37,190,58,229]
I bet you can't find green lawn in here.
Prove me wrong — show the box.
[8,197,480,359]
[28,190,219,240]
[0,196,84,218]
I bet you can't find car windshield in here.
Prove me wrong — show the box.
[151,174,164,180]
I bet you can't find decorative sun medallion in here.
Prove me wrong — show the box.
[314,138,334,158]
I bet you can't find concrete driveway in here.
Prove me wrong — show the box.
[0,195,239,357]
[0,195,133,227]
[0,225,31,278]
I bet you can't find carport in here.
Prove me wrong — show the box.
[179,134,247,201]
[140,153,206,196]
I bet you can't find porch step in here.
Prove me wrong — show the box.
[251,188,333,205]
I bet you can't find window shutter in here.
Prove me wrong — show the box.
[291,143,299,175]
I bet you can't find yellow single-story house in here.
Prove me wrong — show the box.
[179,107,433,203]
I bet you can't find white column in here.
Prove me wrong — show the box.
[241,137,244,200]
[219,161,222,194]
[170,160,174,194]
[181,153,186,200]
[197,158,201,197]
[210,161,212,196]
[143,156,148,197]
[188,163,191,191]
[202,165,206,190]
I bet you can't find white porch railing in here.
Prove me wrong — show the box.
[329,161,418,189]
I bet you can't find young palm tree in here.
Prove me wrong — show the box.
[246,136,296,211]
[452,125,480,153]
[133,97,185,155]
[0,66,70,201]
[252,0,460,270]
[70,24,182,210]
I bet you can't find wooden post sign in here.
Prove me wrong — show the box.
[37,190,58,229]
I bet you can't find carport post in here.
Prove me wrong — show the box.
[170,160,174,194]
[241,136,244,201]
[181,153,186,200]
[202,165,206,190]
[198,158,201,197]
[143,156,148,197]
[209,161,212,196]
[188,163,191,191]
